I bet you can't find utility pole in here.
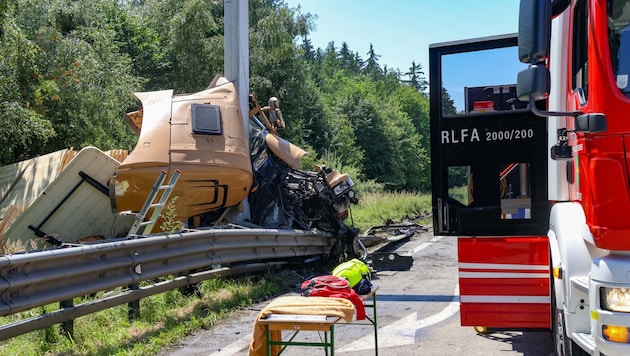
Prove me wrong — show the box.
[224,0,249,128]
[224,0,251,219]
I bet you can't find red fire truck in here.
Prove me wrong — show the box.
[430,0,630,355]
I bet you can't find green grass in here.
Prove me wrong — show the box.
[0,274,291,355]
[0,191,431,355]
[349,191,432,233]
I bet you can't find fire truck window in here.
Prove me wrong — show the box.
[440,47,528,117]
[572,0,588,100]
[500,162,531,219]
[608,0,630,98]
[447,166,472,206]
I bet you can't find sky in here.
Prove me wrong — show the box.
[283,0,524,110]
[283,0,520,73]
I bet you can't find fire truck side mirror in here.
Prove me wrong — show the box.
[516,64,550,101]
[518,0,551,64]
[575,113,608,133]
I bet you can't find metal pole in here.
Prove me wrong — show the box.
[60,299,74,338]
[128,283,140,321]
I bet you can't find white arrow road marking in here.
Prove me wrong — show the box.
[337,284,460,353]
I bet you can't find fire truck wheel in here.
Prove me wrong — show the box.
[552,305,570,356]
[473,326,487,334]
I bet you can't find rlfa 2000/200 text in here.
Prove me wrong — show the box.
[441,128,534,144]
[485,128,534,142]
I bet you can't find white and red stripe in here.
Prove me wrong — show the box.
[457,237,551,328]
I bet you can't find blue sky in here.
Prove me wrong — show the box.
[283,0,520,73]
[283,1,524,111]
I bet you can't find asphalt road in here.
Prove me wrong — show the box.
[159,227,555,356]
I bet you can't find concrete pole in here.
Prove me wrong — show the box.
[224,0,251,219]
[224,0,249,127]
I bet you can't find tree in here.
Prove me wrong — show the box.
[395,85,430,146]
[293,8,316,62]
[300,36,315,62]
[0,0,144,163]
[248,0,315,146]
[15,0,143,152]
[362,43,381,76]
[441,87,457,116]
[339,42,360,74]
[0,8,55,164]
[319,74,427,190]
[132,0,224,92]
[0,0,8,35]
[317,41,340,80]
[403,61,428,93]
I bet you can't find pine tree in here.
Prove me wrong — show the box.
[404,61,428,93]
[362,43,381,76]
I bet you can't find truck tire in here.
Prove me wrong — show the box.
[552,300,571,356]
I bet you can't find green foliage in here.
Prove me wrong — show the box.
[403,60,428,92]
[0,0,144,164]
[448,184,470,206]
[354,178,386,197]
[363,43,382,77]
[248,0,316,147]
[441,86,458,115]
[448,166,469,188]
[160,196,184,233]
[133,0,224,92]
[0,3,55,164]
[315,72,429,191]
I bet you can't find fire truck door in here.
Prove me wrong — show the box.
[429,34,551,329]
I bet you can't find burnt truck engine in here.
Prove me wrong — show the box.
[246,96,361,259]
[248,119,358,232]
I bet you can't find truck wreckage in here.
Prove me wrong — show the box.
[0,76,362,260]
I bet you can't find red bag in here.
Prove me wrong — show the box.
[300,275,366,320]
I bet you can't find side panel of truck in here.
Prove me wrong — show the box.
[458,236,550,328]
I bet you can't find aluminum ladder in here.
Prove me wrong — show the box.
[128,169,181,236]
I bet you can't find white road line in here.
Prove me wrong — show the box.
[408,235,443,256]
[337,284,460,353]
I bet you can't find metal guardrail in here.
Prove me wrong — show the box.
[0,227,334,340]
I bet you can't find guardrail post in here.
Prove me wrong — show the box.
[128,283,140,320]
[60,299,74,337]
[178,271,201,297]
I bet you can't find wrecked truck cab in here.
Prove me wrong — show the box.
[110,77,253,224]
[110,75,359,257]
